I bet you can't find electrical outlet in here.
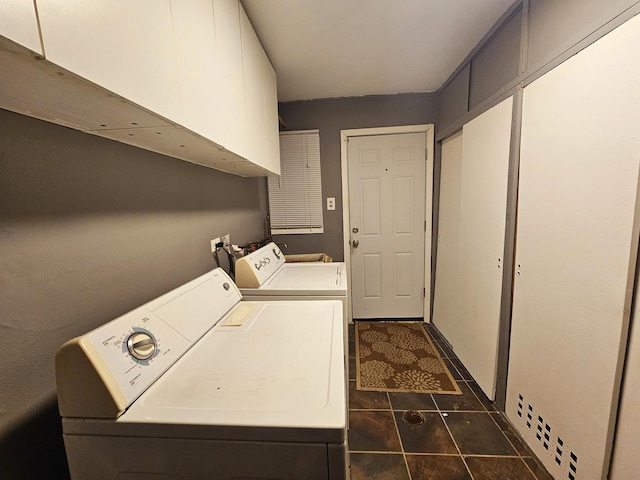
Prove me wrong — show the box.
[211,237,220,253]
[210,234,230,253]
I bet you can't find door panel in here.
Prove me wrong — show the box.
[361,179,380,235]
[506,14,640,480]
[394,177,414,234]
[348,133,426,318]
[433,97,513,401]
[395,253,413,296]
[433,131,463,340]
[363,254,381,298]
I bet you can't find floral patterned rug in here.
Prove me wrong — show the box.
[355,321,461,394]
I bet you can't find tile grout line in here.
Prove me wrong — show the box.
[485,412,545,480]
[441,333,538,479]
[387,390,413,480]
[435,394,477,480]
[426,327,477,480]
[428,326,549,480]
[430,328,544,480]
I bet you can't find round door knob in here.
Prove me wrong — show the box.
[352,239,360,248]
[127,331,156,361]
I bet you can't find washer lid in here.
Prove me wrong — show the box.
[113,300,346,442]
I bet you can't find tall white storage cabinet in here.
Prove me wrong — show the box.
[506,14,640,480]
[433,97,513,401]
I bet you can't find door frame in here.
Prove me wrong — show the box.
[340,124,435,322]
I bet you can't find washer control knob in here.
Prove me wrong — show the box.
[126,331,156,361]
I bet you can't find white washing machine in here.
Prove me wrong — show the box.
[56,268,347,480]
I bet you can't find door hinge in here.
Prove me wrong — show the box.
[423,287,426,298]
[424,220,427,232]
[425,148,428,159]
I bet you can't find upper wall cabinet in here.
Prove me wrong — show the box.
[240,4,280,175]
[0,0,279,177]
[0,0,42,54]
[37,0,182,125]
[214,0,248,161]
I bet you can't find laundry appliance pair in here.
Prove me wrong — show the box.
[56,243,349,479]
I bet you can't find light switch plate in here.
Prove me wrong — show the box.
[327,197,336,210]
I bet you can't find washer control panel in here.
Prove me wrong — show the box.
[56,268,242,418]
[235,242,286,288]
[84,309,190,405]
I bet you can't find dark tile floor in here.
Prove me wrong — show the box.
[348,322,553,480]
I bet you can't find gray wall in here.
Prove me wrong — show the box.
[276,93,438,261]
[0,108,268,479]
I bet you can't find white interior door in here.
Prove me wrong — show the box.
[433,97,513,401]
[506,14,640,480]
[348,133,426,319]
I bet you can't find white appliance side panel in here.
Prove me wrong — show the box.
[122,300,346,432]
[506,13,640,480]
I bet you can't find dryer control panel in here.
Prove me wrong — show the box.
[56,269,241,419]
[235,242,286,288]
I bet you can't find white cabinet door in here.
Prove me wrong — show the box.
[213,0,247,160]
[506,14,640,480]
[433,98,512,401]
[457,97,512,401]
[261,55,280,175]
[37,0,181,123]
[171,0,219,141]
[240,4,280,175]
[0,0,42,53]
[433,130,463,353]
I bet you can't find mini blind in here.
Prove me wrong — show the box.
[268,130,323,234]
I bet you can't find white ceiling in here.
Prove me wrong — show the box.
[241,0,516,102]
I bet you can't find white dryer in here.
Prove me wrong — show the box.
[56,268,347,480]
